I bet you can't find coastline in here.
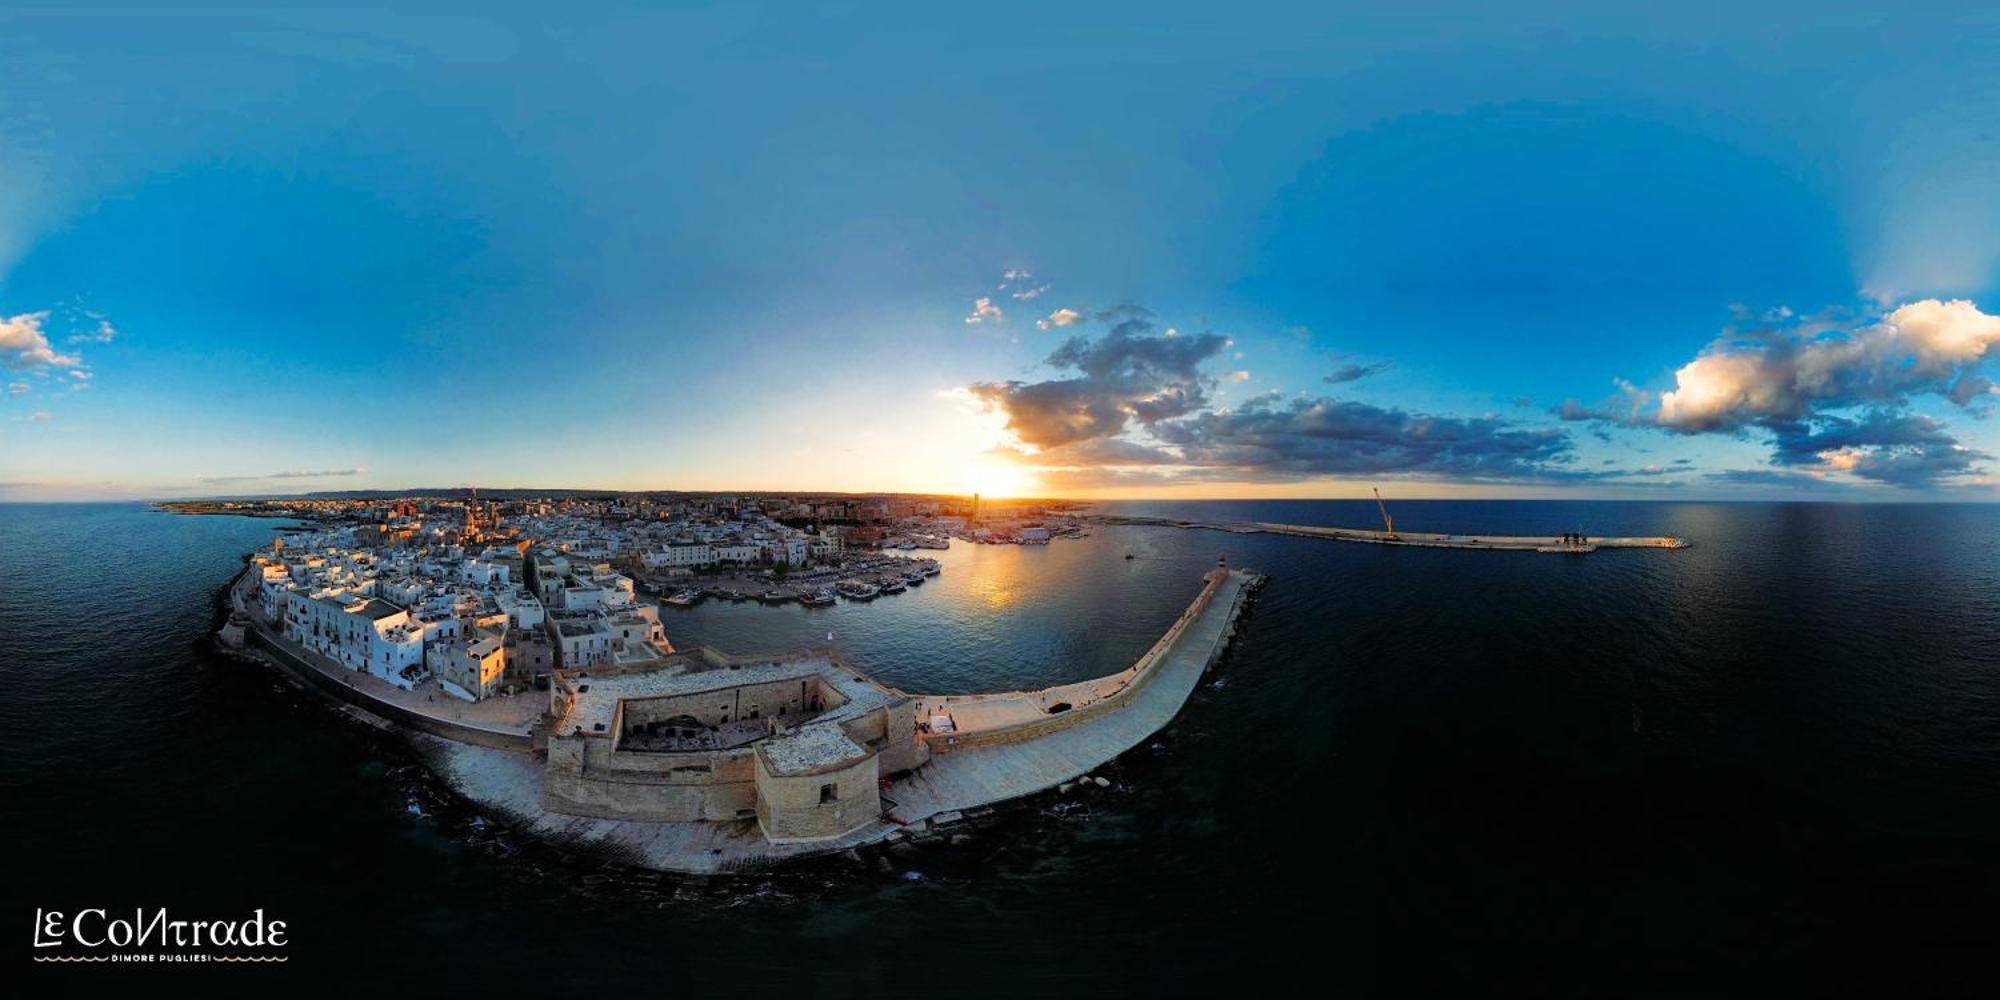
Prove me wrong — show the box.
[211,558,1266,873]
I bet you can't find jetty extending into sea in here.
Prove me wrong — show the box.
[1097,515,1689,553]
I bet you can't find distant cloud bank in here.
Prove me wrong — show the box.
[193,468,367,485]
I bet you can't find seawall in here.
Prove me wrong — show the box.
[1101,515,1689,552]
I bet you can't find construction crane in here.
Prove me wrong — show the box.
[1372,487,1400,541]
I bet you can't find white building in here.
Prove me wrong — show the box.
[435,632,506,702]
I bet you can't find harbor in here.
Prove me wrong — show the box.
[648,554,943,610]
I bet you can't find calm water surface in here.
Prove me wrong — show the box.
[6,500,2000,995]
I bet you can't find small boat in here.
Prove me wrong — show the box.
[903,571,924,586]
[799,589,836,607]
[877,578,906,595]
[1124,553,1135,560]
[663,589,702,607]
[923,563,940,576]
[837,580,879,600]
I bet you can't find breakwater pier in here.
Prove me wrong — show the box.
[1097,515,1689,553]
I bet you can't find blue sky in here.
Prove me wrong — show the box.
[3,3,1999,500]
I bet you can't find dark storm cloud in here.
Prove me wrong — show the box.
[1766,411,1956,465]
[1323,360,1392,384]
[1149,392,1575,481]
[1704,468,1853,489]
[1760,410,1987,486]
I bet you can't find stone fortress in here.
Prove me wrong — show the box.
[543,649,925,843]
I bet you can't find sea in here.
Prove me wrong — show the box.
[6,500,1999,996]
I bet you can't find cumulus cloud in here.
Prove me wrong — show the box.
[1224,370,1250,382]
[193,468,368,485]
[967,309,1227,448]
[1324,360,1391,384]
[1657,299,2000,430]
[1,312,84,371]
[963,296,1003,325]
[1036,307,1084,330]
[1560,299,2000,487]
[6,382,26,396]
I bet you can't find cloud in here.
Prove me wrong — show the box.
[1324,360,1391,384]
[6,382,26,396]
[0,312,84,371]
[1554,378,1649,424]
[1224,370,1250,382]
[28,409,51,421]
[1035,307,1084,331]
[963,296,1003,325]
[968,314,1228,448]
[965,303,1583,485]
[1562,299,2000,487]
[996,268,1050,301]
[1704,468,1857,490]
[66,313,116,345]
[193,468,367,485]
[1149,393,1576,481]
[1657,299,2000,431]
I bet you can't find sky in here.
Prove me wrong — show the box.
[4,3,2000,501]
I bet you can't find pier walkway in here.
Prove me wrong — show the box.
[882,569,1249,823]
[1099,515,1688,552]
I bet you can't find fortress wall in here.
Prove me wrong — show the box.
[754,754,882,844]
[617,676,839,733]
[542,736,760,821]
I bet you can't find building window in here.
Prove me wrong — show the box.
[819,783,837,804]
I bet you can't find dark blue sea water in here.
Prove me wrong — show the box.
[7,500,2000,996]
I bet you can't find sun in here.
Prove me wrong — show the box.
[960,461,1033,499]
